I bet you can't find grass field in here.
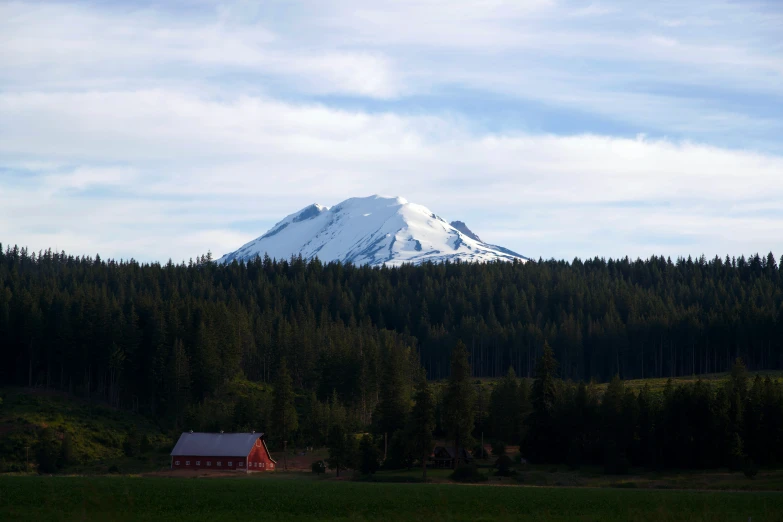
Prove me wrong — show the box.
[593,370,783,394]
[374,464,783,491]
[431,370,783,398]
[1,476,782,522]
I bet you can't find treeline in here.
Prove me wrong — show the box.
[520,348,783,473]
[340,342,783,478]
[1,243,782,426]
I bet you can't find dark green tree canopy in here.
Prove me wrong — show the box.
[443,341,476,467]
[272,358,298,442]
[1,245,783,432]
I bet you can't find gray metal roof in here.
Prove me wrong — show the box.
[171,432,266,457]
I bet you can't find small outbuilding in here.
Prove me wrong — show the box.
[431,446,473,468]
[170,432,277,472]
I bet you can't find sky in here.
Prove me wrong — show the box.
[1,0,782,263]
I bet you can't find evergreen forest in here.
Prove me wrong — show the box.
[1,244,783,474]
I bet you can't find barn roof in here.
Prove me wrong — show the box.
[171,432,266,457]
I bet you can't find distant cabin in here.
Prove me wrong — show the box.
[431,446,473,468]
[170,432,277,472]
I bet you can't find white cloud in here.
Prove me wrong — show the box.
[1,0,782,262]
[0,2,400,98]
[1,88,782,261]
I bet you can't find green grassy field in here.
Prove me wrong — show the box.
[430,370,783,399]
[1,476,782,522]
[373,465,783,491]
[593,370,783,394]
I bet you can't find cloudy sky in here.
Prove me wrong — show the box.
[2,0,782,263]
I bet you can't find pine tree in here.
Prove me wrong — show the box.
[170,338,191,425]
[474,384,490,445]
[326,423,346,477]
[408,378,435,479]
[326,392,352,477]
[489,367,521,444]
[636,384,657,469]
[123,425,140,457]
[373,347,411,460]
[601,375,627,473]
[525,342,558,463]
[272,358,298,469]
[35,427,61,474]
[443,341,476,469]
[60,432,74,467]
[729,432,746,472]
[358,434,380,475]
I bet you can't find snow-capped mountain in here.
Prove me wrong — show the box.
[218,195,529,267]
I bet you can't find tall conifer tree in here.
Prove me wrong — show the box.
[408,377,435,479]
[373,347,410,460]
[525,341,558,463]
[272,358,298,469]
[443,341,475,469]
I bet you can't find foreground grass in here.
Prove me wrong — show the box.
[375,464,783,491]
[2,476,783,522]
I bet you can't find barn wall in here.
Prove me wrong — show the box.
[246,439,276,471]
[171,456,247,471]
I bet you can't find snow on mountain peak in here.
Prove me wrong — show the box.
[219,195,529,266]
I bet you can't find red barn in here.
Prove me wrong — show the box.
[170,432,277,472]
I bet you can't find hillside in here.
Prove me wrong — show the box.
[3,366,783,475]
[0,388,171,474]
[0,378,279,474]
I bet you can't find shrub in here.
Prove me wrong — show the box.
[566,441,582,470]
[491,441,507,457]
[450,464,487,483]
[311,460,326,474]
[728,433,745,472]
[472,445,489,459]
[35,428,61,474]
[744,460,758,480]
[358,435,380,475]
[603,445,629,475]
[140,434,152,453]
[495,455,513,476]
[123,427,140,457]
[60,432,75,467]
[384,431,414,470]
